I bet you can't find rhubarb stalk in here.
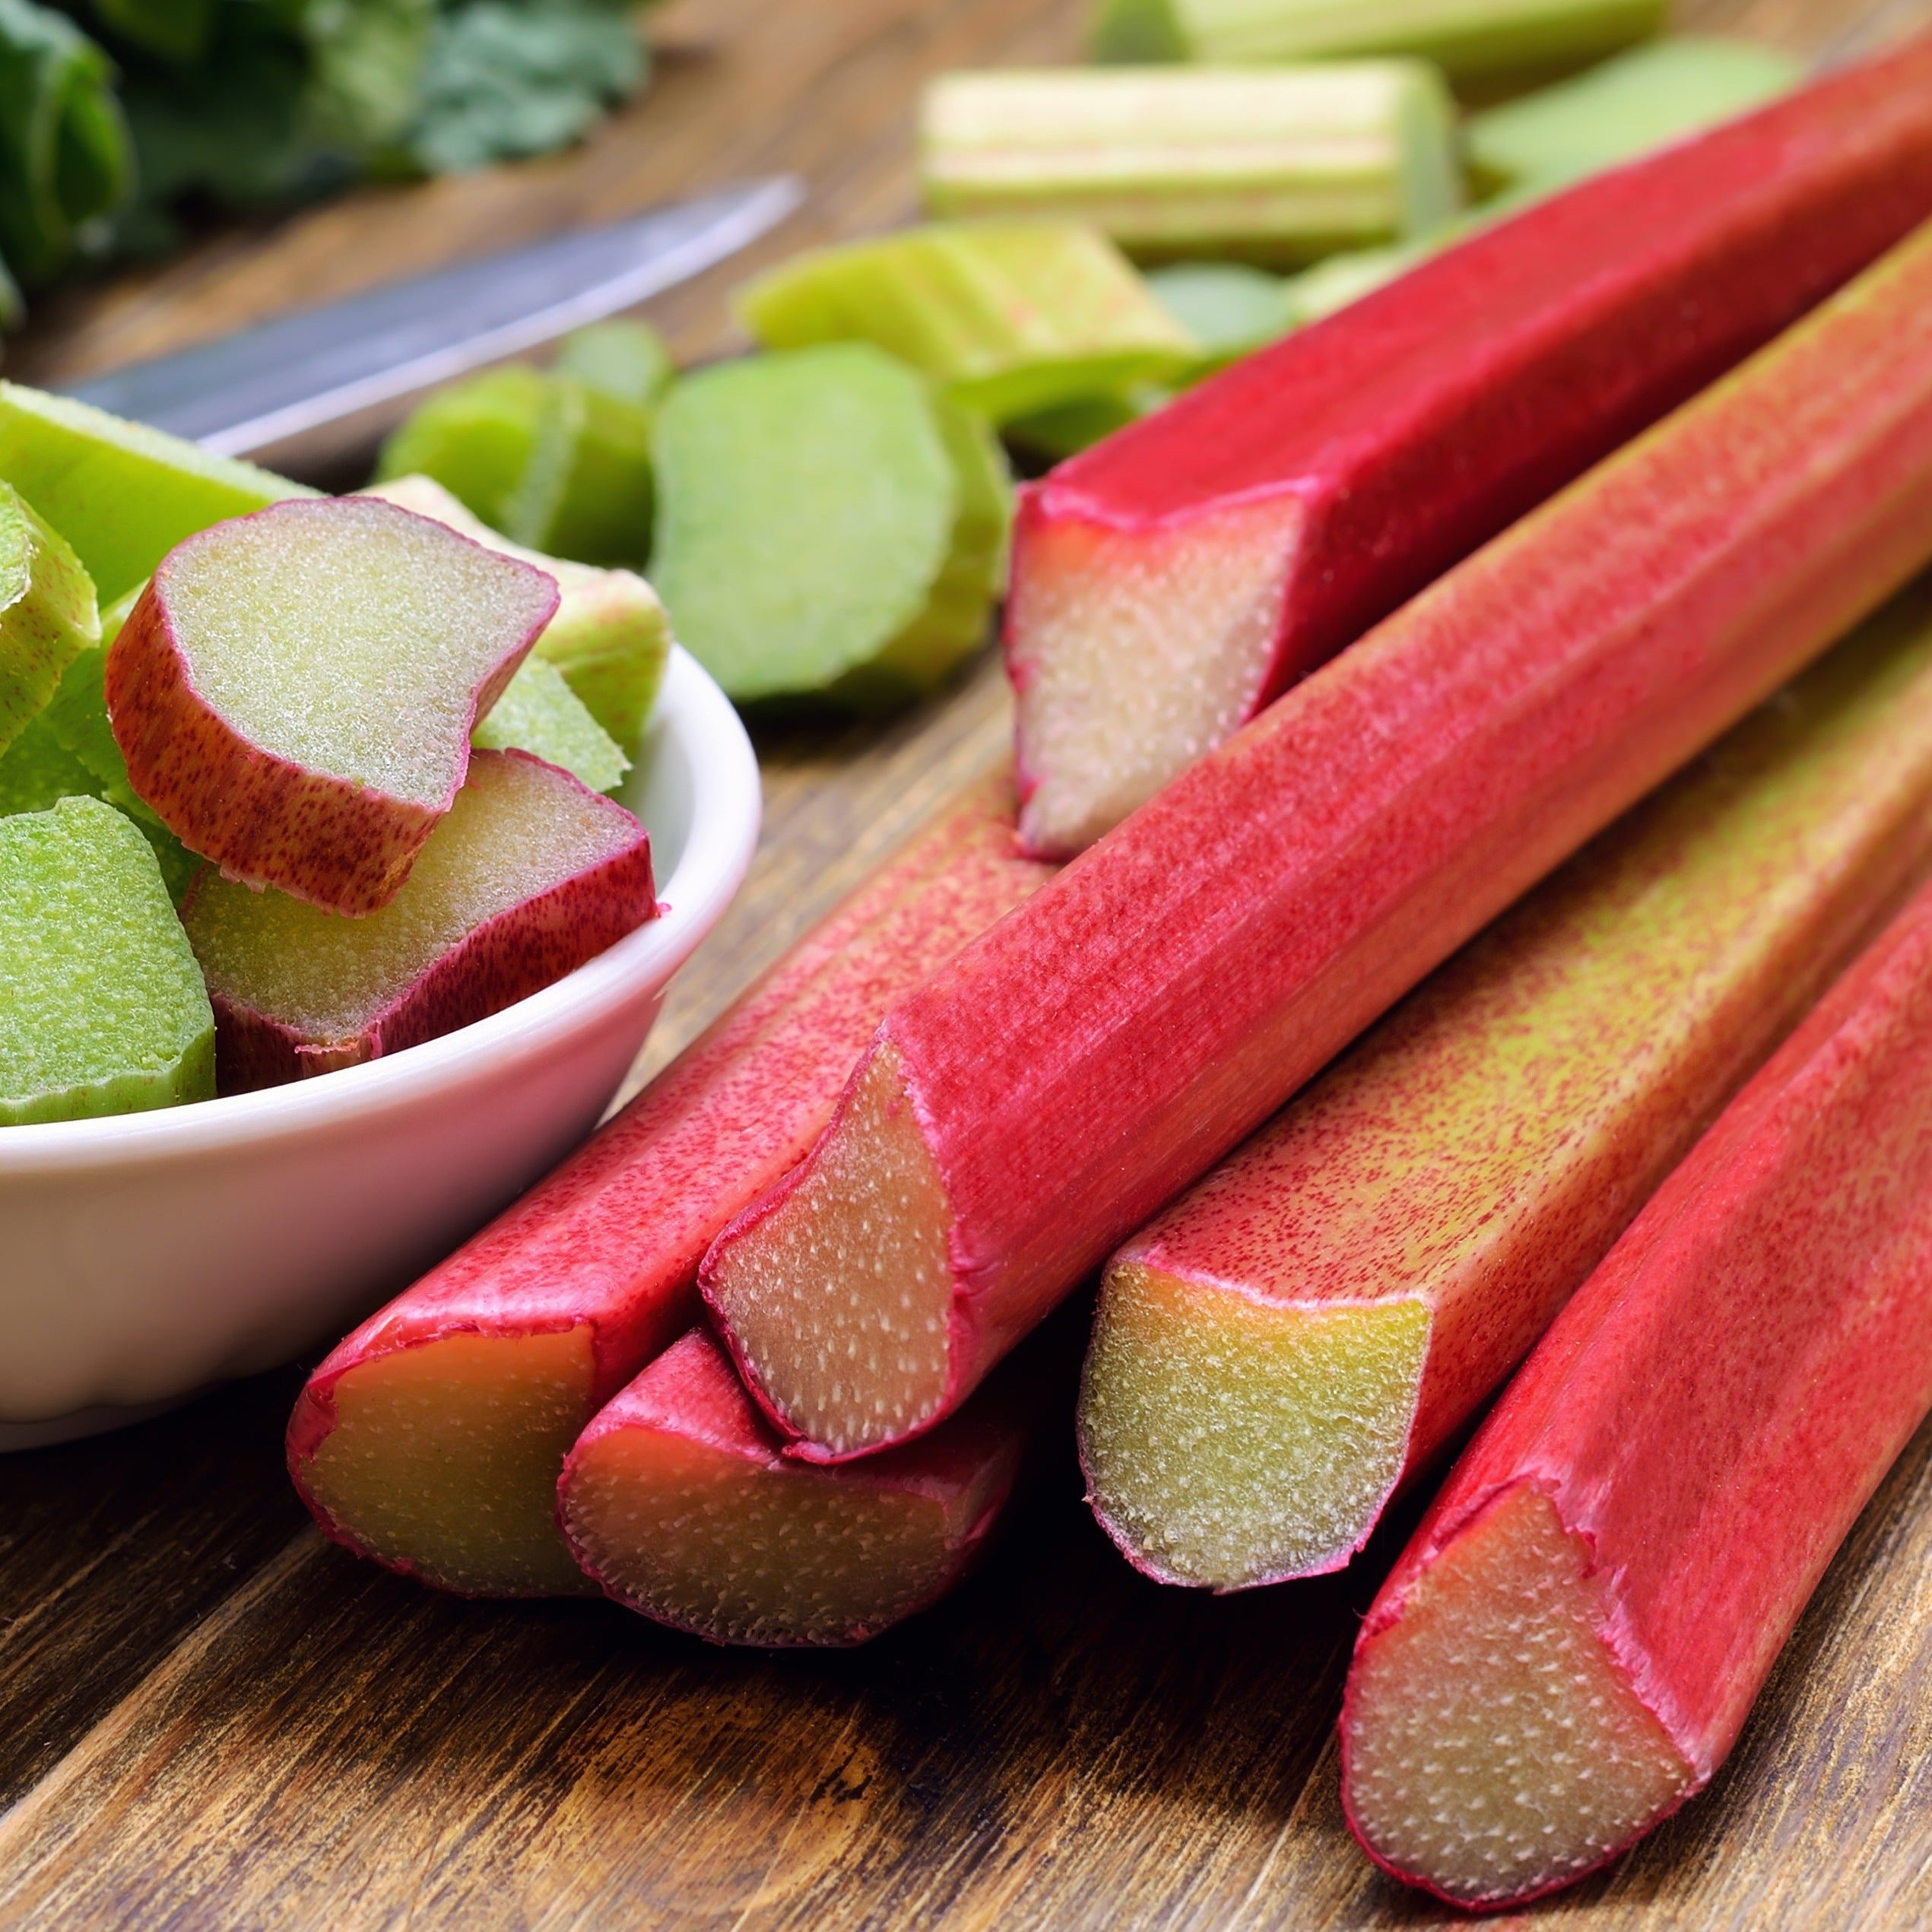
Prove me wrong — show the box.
[1340,870,1932,1909]
[1079,588,1932,1590]
[287,777,1054,1596]
[1004,36,1932,855]
[703,214,1932,1464]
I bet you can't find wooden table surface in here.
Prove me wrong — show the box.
[6,1,1932,1925]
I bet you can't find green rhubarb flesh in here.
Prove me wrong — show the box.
[1090,0,1669,81]
[0,795,214,1125]
[1080,591,1932,1589]
[0,479,99,757]
[0,715,94,817]
[553,319,676,408]
[362,473,669,747]
[920,65,1461,264]
[500,373,653,569]
[1466,36,1804,195]
[738,220,1198,424]
[652,344,1012,704]
[474,655,630,793]
[0,381,306,604]
[373,365,550,533]
[1147,263,1296,364]
[183,750,645,1078]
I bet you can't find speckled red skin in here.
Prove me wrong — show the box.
[1080,598,1932,1588]
[1340,875,1932,1910]
[1005,32,1932,858]
[192,750,657,1093]
[286,777,1053,1553]
[105,497,557,916]
[558,1327,1026,1646]
[713,214,1932,1464]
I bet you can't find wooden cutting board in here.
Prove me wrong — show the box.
[5,2,1932,1924]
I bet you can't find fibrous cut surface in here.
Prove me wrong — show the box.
[157,496,554,810]
[472,656,629,794]
[183,749,652,1083]
[0,795,214,1124]
[1080,1263,1429,1587]
[1344,1484,1690,1908]
[0,481,99,758]
[709,1044,956,1458]
[300,1328,599,1596]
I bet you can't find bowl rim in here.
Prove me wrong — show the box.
[0,645,760,1173]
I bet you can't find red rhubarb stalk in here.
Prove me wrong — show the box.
[703,215,1932,1466]
[1340,871,1932,1910]
[1004,33,1932,856]
[287,776,1055,1596]
[1077,590,1932,1591]
[559,1327,1026,1646]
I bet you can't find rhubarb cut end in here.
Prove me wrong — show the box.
[1343,1485,1692,1909]
[1080,1261,1429,1588]
[562,1421,977,1647]
[295,1328,601,1597]
[1007,493,1302,857]
[707,1042,955,1460]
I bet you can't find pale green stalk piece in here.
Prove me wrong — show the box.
[1465,36,1803,194]
[360,474,670,749]
[921,65,1460,265]
[373,365,550,532]
[1090,0,1667,82]
[0,714,94,817]
[0,479,99,758]
[0,381,306,604]
[554,319,676,408]
[1147,262,1296,361]
[738,221,1198,424]
[652,344,1013,706]
[474,655,630,794]
[0,795,214,1125]
[500,373,653,570]
[1004,385,1172,463]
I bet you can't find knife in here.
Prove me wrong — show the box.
[61,176,805,459]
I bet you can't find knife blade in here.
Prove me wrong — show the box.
[61,176,804,458]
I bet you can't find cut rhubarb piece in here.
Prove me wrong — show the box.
[0,379,307,604]
[361,473,671,749]
[373,365,550,533]
[1465,36,1803,195]
[553,319,675,409]
[920,65,1459,264]
[705,213,1932,1464]
[0,479,98,757]
[1080,587,1932,1590]
[287,776,1054,1597]
[0,795,214,1125]
[0,715,94,817]
[1090,0,1664,80]
[1341,871,1932,1910]
[500,373,654,570]
[182,748,655,1090]
[560,1328,1025,1645]
[472,656,628,794]
[106,495,559,915]
[652,345,1011,706]
[1146,264,1295,366]
[738,221,1198,424]
[1006,36,1932,855]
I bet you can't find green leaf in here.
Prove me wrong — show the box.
[76,0,220,64]
[408,0,646,175]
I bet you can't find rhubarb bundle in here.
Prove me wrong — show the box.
[1080,588,1932,1590]
[287,778,1055,1597]
[560,1327,1026,1645]
[1341,869,1932,1908]
[703,212,1932,1464]
[919,65,1459,263]
[1004,36,1932,855]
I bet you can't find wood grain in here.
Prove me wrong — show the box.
[4,0,1932,1925]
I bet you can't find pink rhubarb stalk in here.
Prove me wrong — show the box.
[702,214,1932,1466]
[1004,33,1932,857]
[560,1327,1025,1646]
[287,776,1055,1596]
[1340,871,1932,1910]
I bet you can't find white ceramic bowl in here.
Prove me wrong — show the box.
[0,646,759,1448]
